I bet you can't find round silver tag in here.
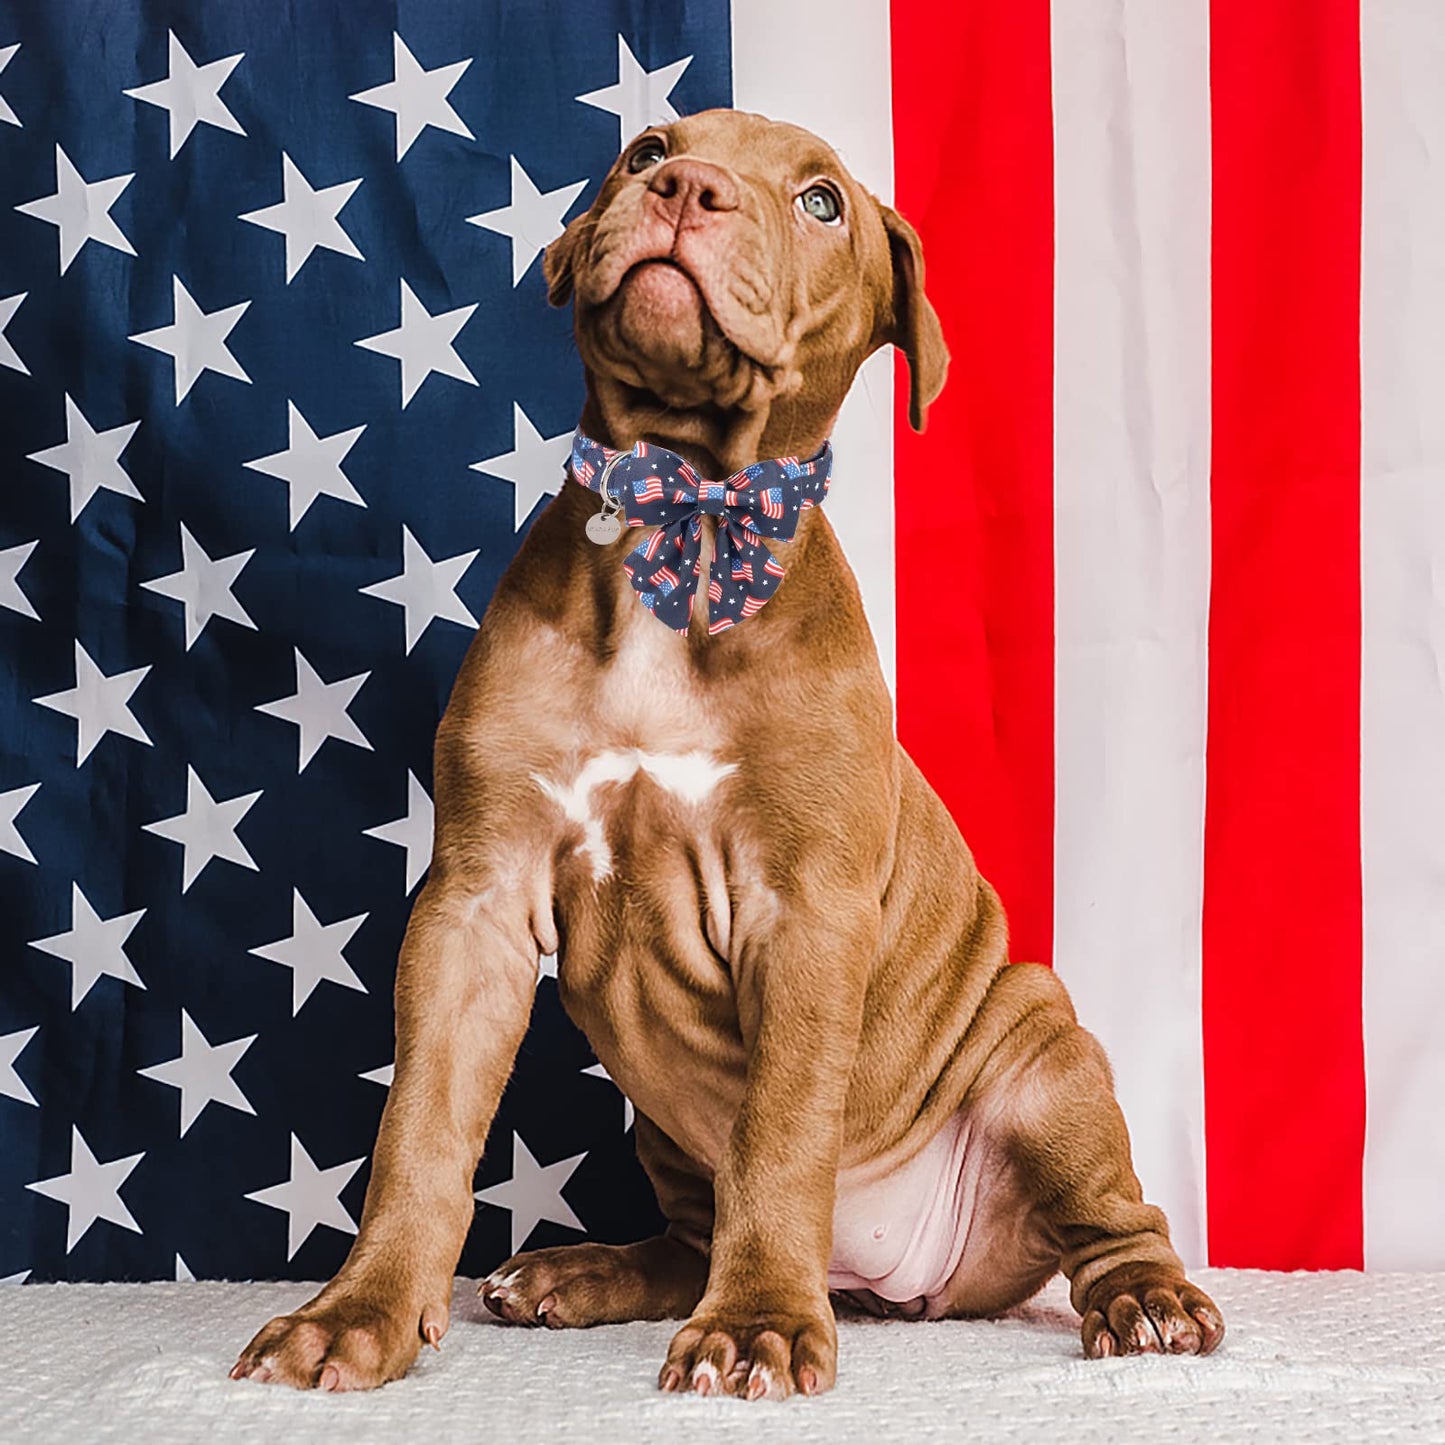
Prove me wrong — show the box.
[586,511,622,545]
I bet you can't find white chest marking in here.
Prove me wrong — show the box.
[532,748,737,880]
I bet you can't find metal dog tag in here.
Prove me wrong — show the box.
[586,511,622,545]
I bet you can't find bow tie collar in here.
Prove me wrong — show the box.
[569,432,832,635]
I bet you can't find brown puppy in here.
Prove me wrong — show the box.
[232,110,1223,1401]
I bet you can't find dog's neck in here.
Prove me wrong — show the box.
[580,374,838,478]
[520,376,861,661]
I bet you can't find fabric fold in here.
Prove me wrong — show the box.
[569,432,831,634]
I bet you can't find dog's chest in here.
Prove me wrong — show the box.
[591,559,716,744]
[531,745,735,886]
[529,733,749,1165]
[525,608,757,1164]
[556,589,740,816]
[537,595,745,861]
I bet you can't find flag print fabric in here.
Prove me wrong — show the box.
[569,430,831,634]
[2,0,1443,1285]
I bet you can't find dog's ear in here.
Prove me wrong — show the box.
[543,213,589,307]
[879,205,949,432]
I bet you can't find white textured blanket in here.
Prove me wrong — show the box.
[3,1270,1442,1443]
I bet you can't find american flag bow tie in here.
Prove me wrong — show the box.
[568,432,832,635]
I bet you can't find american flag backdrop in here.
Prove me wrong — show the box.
[0,0,1441,1286]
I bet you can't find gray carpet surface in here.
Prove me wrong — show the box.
[3,1270,1443,1443]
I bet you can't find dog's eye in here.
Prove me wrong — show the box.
[628,138,667,174]
[798,184,842,224]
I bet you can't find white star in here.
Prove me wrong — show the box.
[0,43,20,128]
[26,1125,144,1252]
[130,276,250,405]
[576,36,692,148]
[359,1062,393,1087]
[242,401,366,530]
[138,1009,256,1137]
[30,883,145,1010]
[356,280,476,408]
[471,402,574,530]
[360,526,478,654]
[0,540,39,621]
[0,292,27,373]
[34,642,151,766]
[1,1271,31,1285]
[0,782,40,864]
[26,395,141,522]
[537,951,558,984]
[14,145,135,275]
[175,1253,194,1281]
[250,889,367,1015]
[140,523,255,650]
[466,156,587,286]
[475,1132,586,1255]
[143,765,261,893]
[256,648,372,772]
[245,1133,363,1261]
[240,153,363,284]
[582,1061,635,1132]
[363,770,433,893]
[349,32,472,161]
[124,31,245,159]
[0,1026,39,1106]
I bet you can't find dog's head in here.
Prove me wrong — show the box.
[544,109,947,465]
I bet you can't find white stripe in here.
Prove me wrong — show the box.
[730,0,896,693]
[1361,0,1445,1271]
[1050,2,1211,1267]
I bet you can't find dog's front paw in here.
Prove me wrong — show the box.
[659,1300,836,1400]
[1081,1264,1224,1358]
[230,1284,449,1391]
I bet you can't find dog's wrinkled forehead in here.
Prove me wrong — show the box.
[600,108,886,250]
[645,110,849,189]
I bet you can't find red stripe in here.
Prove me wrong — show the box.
[1205,0,1364,1267]
[891,0,1055,965]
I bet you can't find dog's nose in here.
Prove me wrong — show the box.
[647,159,740,227]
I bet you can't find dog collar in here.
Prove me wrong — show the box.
[568,431,831,635]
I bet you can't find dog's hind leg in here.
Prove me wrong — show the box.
[480,1113,712,1326]
[975,962,1225,1358]
[479,1237,709,1327]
